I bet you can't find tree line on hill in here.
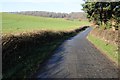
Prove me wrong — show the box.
[10,11,87,20]
[82,1,120,30]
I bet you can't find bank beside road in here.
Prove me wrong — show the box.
[87,28,119,66]
[2,25,89,79]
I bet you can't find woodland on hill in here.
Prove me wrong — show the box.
[10,11,87,20]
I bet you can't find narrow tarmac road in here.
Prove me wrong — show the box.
[34,27,118,78]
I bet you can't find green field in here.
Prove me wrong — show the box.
[2,12,90,78]
[2,13,90,34]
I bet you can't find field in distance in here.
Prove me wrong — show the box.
[2,13,90,35]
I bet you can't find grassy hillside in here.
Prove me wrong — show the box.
[2,12,90,78]
[2,13,90,34]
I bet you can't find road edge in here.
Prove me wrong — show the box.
[86,36,118,68]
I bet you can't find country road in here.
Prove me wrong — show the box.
[34,27,118,78]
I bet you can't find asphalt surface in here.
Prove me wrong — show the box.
[34,27,118,78]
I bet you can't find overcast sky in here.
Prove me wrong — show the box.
[0,0,85,13]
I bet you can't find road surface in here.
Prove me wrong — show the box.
[34,27,118,78]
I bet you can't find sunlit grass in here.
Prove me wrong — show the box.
[87,34,118,65]
[2,12,90,34]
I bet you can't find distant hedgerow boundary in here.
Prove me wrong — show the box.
[2,26,89,79]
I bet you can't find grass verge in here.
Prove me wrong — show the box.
[87,34,119,66]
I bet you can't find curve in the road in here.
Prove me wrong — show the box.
[34,27,118,78]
